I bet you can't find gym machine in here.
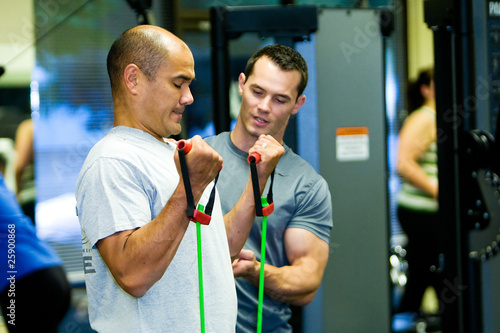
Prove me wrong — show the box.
[425,0,500,331]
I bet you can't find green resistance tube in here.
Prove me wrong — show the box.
[256,198,269,333]
[197,204,205,333]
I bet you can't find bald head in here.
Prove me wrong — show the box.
[107,25,189,97]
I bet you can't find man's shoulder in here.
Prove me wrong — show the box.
[281,149,321,178]
[85,133,132,164]
[278,150,331,199]
[88,128,166,162]
[78,130,154,184]
[204,131,229,146]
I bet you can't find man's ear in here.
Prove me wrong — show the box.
[124,64,140,95]
[291,95,306,115]
[238,73,246,96]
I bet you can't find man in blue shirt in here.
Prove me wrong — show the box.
[206,44,333,332]
[0,172,71,332]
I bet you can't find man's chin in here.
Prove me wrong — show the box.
[172,125,183,135]
[248,127,266,138]
[161,124,181,138]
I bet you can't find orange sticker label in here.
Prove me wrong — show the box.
[336,127,369,136]
[336,127,370,162]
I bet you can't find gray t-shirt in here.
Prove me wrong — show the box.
[206,132,332,333]
[76,126,237,333]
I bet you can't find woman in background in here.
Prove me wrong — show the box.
[396,68,442,318]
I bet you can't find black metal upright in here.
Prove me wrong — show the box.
[210,7,232,135]
[424,0,483,332]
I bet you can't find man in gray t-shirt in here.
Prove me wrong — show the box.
[206,44,333,332]
[76,26,281,333]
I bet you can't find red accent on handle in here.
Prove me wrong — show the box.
[189,210,211,225]
[261,203,274,216]
[247,152,261,164]
[177,140,192,154]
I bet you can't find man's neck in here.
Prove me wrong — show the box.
[229,129,255,153]
[113,113,166,143]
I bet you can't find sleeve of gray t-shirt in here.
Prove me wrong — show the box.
[77,157,154,247]
[288,177,333,244]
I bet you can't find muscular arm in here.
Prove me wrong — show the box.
[224,178,259,258]
[233,228,329,306]
[93,136,222,298]
[96,183,189,298]
[397,110,438,198]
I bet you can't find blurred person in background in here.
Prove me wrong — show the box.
[15,118,35,224]
[396,68,442,323]
[0,171,71,332]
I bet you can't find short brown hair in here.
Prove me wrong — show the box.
[107,26,167,95]
[244,44,308,99]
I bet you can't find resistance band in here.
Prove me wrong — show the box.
[177,140,219,333]
[247,152,275,333]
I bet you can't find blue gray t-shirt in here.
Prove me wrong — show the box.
[206,132,332,333]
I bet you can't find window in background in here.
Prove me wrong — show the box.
[33,0,166,284]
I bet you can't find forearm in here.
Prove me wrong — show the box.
[224,179,257,257]
[225,167,277,257]
[245,259,323,306]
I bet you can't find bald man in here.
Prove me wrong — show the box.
[75,25,278,332]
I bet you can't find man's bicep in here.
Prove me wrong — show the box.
[284,228,329,268]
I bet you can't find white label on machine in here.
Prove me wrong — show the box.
[336,127,369,161]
